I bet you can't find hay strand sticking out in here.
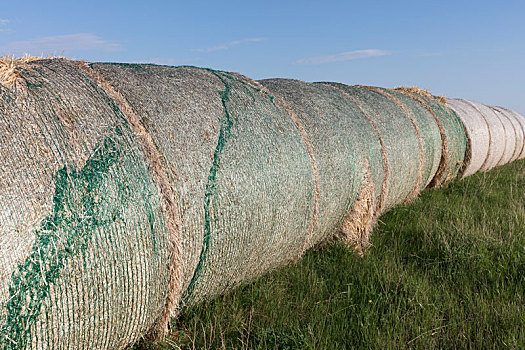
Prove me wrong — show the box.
[362,86,426,204]
[0,55,59,89]
[396,86,447,104]
[320,82,389,218]
[259,78,365,250]
[335,161,375,256]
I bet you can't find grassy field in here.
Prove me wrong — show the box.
[138,159,525,349]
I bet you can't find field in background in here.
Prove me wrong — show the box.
[138,159,525,349]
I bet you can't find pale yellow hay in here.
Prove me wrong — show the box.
[395,86,447,104]
[0,55,60,89]
[335,162,375,256]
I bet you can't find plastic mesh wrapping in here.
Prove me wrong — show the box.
[490,107,517,166]
[493,107,525,161]
[260,79,370,248]
[380,88,442,190]
[323,85,421,211]
[396,89,466,185]
[91,64,317,314]
[0,60,171,349]
[447,99,491,177]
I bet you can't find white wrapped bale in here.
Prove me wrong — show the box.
[464,100,507,171]
[491,107,520,163]
[494,107,525,160]
[447,99,490,177]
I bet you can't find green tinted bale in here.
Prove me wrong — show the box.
[0,59,171,349]
[260,79,373,248]
[91,64,315,311]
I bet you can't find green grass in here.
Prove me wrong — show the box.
[138,159,525,349]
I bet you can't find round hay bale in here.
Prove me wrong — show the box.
[490,107,518,165]
[259,78,369,250]
[91,65,317,316]
[463,100,506,171]
[382,88,442,190]
[493,107,525,161]
[326,85,421,211]
[395,88,467,186]
[447,99,491,177]
[0,59,172,349]
[318,82,387,217]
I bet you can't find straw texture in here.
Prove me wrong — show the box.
[91,65,316,316]
[381,88,442,191]
[260,78,374,248]
[317,82,387,217]
[329,85,420,210]
[0,59,171,349]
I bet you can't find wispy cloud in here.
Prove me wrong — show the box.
[295,49,391,65]
[192,37,266,53]
[0,19,9,33]
[3,33,122,56]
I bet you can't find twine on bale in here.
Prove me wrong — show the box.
[275,97,320,258]
[77,62,183,339]
[2,57,524,349]
[1,58,173,349]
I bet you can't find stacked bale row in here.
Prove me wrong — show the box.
[447,99,525,177]
[0,58,524,349]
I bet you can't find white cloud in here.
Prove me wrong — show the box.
[192,37,266,53]
[295,49,391,65]
[0,19,9,33]
[2,33,122,56]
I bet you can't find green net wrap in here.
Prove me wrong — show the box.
[0,60,171,349]
[397,90,466,185]
[90,64,316,315]
[322,85,421,211]
[379,88,442,191]
[259,78,370,248]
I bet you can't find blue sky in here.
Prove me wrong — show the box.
[1,0,524,113]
